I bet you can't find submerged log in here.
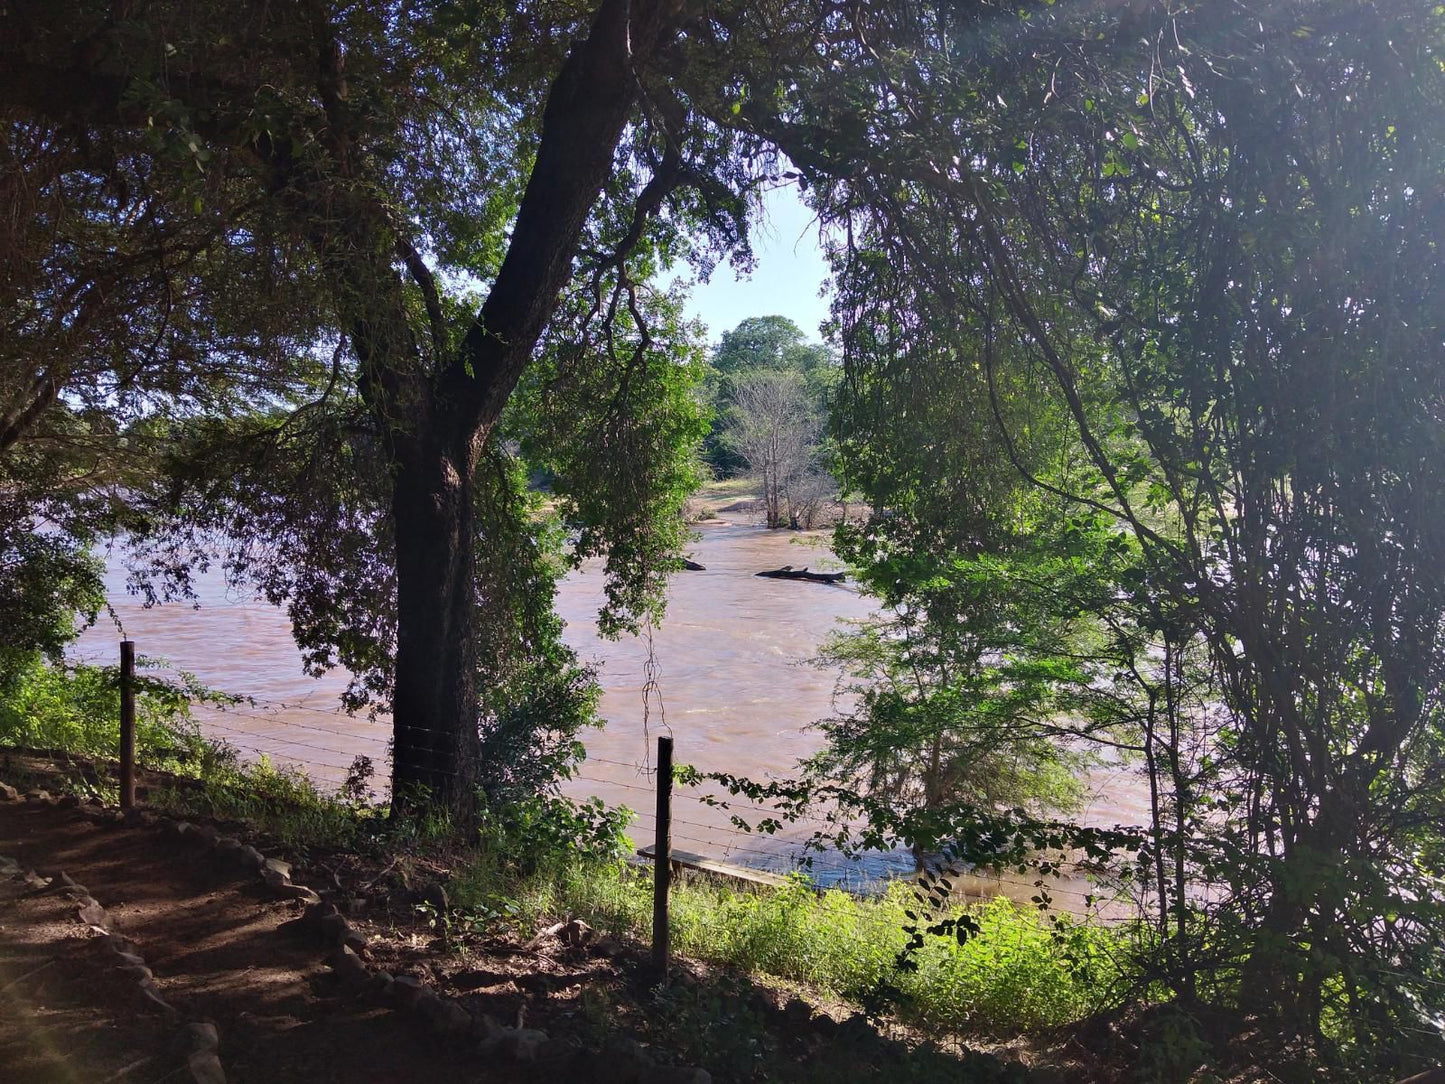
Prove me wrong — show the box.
[680,558,706,571]
[754,565,846,584]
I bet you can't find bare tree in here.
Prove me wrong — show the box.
[727,369,827,528]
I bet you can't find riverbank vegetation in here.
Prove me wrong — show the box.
[699,316,842,530]
[3,1,1443,1081]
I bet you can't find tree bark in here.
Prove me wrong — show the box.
[389,430,484,814]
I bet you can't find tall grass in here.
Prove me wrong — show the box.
[0,655,383,850]
[462,857,1126,1036]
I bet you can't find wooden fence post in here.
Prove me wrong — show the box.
[119,640,136,809]
[651,734,673,984]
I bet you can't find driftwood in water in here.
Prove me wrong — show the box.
[754,565,846,584]
[680,558,705,571]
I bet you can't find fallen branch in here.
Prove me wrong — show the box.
[754,565,845,584]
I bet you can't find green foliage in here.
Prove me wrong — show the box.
[0,527,104,683]
[738,0,1445,1072]
[0,655,215,771]
[448,791,633,921]
[152,750,385,853]
[643,977,776,1081]
[554,864,1124,1037]
[701,315,837,484]
[519,277,712,638]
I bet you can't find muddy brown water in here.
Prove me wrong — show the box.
[72,514,1149,895]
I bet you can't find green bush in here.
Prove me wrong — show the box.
[0,654,212,770]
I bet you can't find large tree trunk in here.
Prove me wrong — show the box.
[381,0,685,815]
[389,427,484,815]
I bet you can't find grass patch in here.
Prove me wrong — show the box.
[0,654,391,852]
[695,476,759,501]
[459,855,1126,1037]
[146,753,390,853]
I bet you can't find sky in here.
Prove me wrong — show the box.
[673,183,833,346]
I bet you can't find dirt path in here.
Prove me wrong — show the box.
[0,802,521,1083]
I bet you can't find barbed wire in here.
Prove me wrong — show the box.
[55,670,1110,909]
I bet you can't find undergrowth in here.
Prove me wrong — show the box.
[458,854,1125,1037]
[1,656,1123,1041]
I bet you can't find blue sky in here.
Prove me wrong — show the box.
[674,183,832,347]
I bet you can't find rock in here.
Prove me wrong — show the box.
[25,788,52,802]
[77,899,108,926]
[105,933,140,955]
[186,1022,221,1052]
[123,807,159,828]
[591,935,625,959]
[213,836,243,858]
[22,871,52,890]
[419,881,448,913]
[0,781,19,801]
[118,963,155,982]
[56,793,80,808]
[439,1001,471,1035]
[416,988,442,1023]
[562,918,593,946]
[594,1035,652,1083]
[261,856,293,880]
[137,978,177,1017]
[115,951,148,968]
[412,985,443,1019]
[341,929,369,955]
[498,1027,550,1063]
[189,824,220,847]
[783,997,813,1024]
[85,796,104,807]
[390,973,424,1009]
[261,866,291,891]
[161,819,190,839]
[235,845,265,870]
[837,1013,875,1043]
[330,945,370,987]
[343,896,368,916]
[187,1049,227,1084]
[318,913,350,944]
[274,882,322,905]
[470,1012,503,1042]
[810,1012,839,1036]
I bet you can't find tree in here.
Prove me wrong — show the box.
[704,0,1445,1069]
[712,315,830,383]
[2,0,751,815]
[701,315,833,477]
[727,368,824,528]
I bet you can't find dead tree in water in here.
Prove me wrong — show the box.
[755,565,845,584]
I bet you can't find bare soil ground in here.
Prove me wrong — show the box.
[0,801,529,1083]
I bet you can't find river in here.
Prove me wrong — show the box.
[71,513,1149,893]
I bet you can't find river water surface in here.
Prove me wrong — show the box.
[73,514,1148,892]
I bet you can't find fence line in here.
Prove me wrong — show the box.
[74,654,1123,909]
